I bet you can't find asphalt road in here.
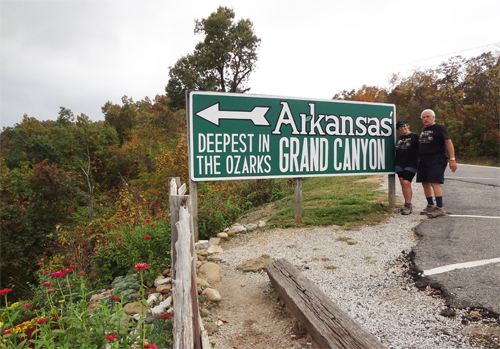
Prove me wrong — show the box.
[411,164,500,316]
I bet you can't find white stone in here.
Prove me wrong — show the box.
[207,245,223,254]
[150,296,172,315]
[230,224,246,232]
[154,277,171,287]
[257,220,266,228]
[202,288,221,302]
[246,223,258,231]
[146,293,161,304]
[217,232,228,240]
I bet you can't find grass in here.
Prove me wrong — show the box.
[267,175,390,229]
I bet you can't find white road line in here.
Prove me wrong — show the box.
[456,164,500,169]
[446,176,499,180]
[423,257,500,276]
[448,214,500,219]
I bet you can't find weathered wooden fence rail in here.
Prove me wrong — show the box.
[266,258,387,349]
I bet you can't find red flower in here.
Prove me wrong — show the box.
[118,242,123,247]
[116,215,122,218]
[214,215,217,218]
[69,265,75,268]
[145,219,151,223]
[151,224,154,227]
[42,282,53,286]
[47,289,55,293]
[198,211,201,214]
[37,270,42,273]
[162,215,166,217]
[154,204,159,208]
[134,263,149,271]
[3,330,12,335]
[144,235,151,240]
[113,296,120,301]
[0,288,12,296]
[52,271,64,278]
[23,303,29,308]
[134,207,141,210]
[118,237,122,241]
[44,271,50,274]
[148,212,153,215]
[80,271,85,275]
[63,268,72,274]
[208,210,212,213]
[126,219,132,223]
[161,312,172,320]
[229,215,232,217]
[94,248,98,252]
[105,248,109,251]
[145,201,150,204]
[106,334,116,341]
[69,285,74,288]
[37,318,48,324]
[37,262,43,266]
[222,198,226,201]
[121,211,125,214]
[203,215,207,218]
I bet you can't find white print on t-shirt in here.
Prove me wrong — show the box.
[419,130,434,143]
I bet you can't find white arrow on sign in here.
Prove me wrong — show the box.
[195,103,270,126]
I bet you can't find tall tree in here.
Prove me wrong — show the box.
[165,6,261,110]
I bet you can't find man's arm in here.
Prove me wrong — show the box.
[445,139,457,172]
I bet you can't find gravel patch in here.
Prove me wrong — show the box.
[209,178,497,348]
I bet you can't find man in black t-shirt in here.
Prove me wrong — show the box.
[395,120,419,215]
[416,109,457,218]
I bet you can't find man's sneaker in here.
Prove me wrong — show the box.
[420,204,436,215]
[426,207,447,218]
[401,203,413,215]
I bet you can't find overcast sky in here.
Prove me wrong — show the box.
[1,0,499,129]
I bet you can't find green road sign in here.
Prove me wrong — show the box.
[188,91,396,181]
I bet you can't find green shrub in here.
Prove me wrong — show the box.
[91,206,171,285]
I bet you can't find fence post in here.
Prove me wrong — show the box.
[388,174,396,208]
[294,178,303,224]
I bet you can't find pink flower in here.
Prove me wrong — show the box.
[106,334,116,341]
[69,265,75,268]
[80,271,85,275]
[42,282,53,286]
[144,235,151,240]
[37,262,43,266]
[23,303,29,308]
[44,270,50,274]
[145,219,151,223]
[134,263,149,271]
[203,215,207,218]
[229,215,232,217]
[47,289,55,293]
[151,345,158,349]
[51,271,64,278]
